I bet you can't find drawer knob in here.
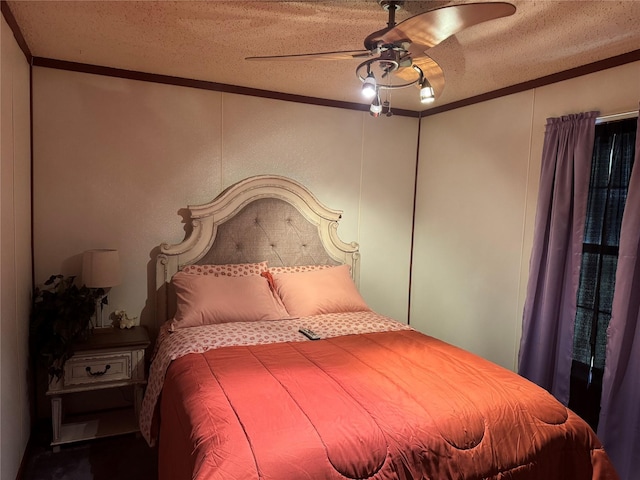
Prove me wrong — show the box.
[85,365,111,377]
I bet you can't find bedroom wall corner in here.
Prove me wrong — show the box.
[359,114,418,322]
[411,91,535,370]
[1,13,33,480]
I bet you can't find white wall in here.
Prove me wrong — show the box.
[411,60,640,371]
[31,67,418,336]
[1,14,32,480]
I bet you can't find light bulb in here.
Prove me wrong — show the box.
[362,72,377,99]
[420,78,435,103]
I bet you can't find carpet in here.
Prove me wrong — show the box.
[20,428,158,480]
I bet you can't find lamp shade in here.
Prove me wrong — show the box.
[82,249,121,288]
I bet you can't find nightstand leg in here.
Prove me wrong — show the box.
[133,384,143,419]
[51,396,62,449]
[133,384,144,438]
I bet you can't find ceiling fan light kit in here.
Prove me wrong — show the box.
[246,1,516,117]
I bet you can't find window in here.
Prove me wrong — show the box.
[569,117,637,430]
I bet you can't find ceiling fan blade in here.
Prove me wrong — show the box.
[395,54,445,98]
[368,2,516,50]
[246,50,372,62]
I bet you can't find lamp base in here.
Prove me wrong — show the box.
[93,293,112,329]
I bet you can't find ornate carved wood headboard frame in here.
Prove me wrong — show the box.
[155,175,360,330]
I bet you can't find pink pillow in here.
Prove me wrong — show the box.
[181,261,267,276]
[170,272,288,330]
[272,264,370,317]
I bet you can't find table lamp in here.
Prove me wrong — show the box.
[82,249,121,328]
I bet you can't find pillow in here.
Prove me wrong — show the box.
[268,265,334,275]
[272,264,370,317]
[181,261,267,276]
[170,271,288,330]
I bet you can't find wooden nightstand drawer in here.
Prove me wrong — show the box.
[64,352,132,386]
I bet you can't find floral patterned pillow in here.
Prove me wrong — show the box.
[268,264,334,275]
[181,261,268,276]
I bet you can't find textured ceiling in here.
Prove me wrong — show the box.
[6,0,640,112]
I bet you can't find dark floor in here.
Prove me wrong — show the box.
[20,423,157,480]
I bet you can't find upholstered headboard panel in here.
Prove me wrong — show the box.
[155,175,359,331]
[196,198,341,267]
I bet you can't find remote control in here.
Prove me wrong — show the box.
[299,327,321,340]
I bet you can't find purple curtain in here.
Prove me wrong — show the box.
[518,111,599,404]
[598,108,640,480]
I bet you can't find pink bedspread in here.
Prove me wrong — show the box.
[140,311,410,444]
[144,314,618,479]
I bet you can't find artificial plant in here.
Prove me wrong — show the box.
[30,274,103,382]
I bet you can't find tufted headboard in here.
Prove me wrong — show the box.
[155,175,360,330]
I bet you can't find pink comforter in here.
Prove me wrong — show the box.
[152,320,618,479]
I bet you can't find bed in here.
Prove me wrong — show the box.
[140,175,618,480]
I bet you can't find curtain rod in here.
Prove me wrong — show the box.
[596,110,639,124]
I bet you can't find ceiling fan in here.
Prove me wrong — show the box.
[246,1,516,116]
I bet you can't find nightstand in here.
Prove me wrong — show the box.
[46,326,150,451]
